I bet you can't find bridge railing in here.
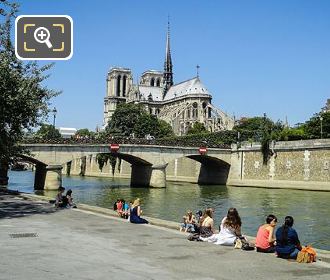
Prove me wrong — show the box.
[21,136,233,149]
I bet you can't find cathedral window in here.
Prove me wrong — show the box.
[156,79,160,87]
[208,107,212,118]
[116,75,121,97]
[122,75,127,97]
[192,102,198,119]
[150,77,155,87]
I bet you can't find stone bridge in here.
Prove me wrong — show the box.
[20,144,233,190]
[16,139,330,191]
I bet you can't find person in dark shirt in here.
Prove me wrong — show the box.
[275,216,301,259]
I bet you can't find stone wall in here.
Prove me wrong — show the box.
[228,139,330,191]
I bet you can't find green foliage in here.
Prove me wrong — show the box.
[302,112,330,139]
[107,103,145,136]
[278,127,307,141]
[133,114,159,138]
[187,122,207,135]
[160,130,237,147]
[158,120,174,138]
[234,116,284,165]
[234,117,284,142]
[34,124,61,139]
[106,103,174,138]
[0,1,59,175]
[96,153,117,175]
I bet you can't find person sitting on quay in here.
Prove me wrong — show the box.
[188,208,215,241]
[129,198,148,224]
[201,207,243,245]
[193,210,203,233]
[127,200,133,222]
[180,210,196,233]
[55,186,67,208]
[116,199,123,217]
[122,200,130,219]
[65,189,77,208]
[199,208,215,238]
[255,214,277,253]
[275,216,302,259]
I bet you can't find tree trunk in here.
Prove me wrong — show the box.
[0,162,9,185]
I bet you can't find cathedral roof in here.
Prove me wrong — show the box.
[138,85,163,101]
[164,77,211,101]
[137,77,211,103]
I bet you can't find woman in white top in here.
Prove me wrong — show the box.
[201,207,242,245]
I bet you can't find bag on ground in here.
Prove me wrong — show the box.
[297,246,317,263]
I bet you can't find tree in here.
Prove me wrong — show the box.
[278,127,307,141]
[34,124,61,140]
[234,116,284,165]
[303,112,330,139]
[133,114,159,138]
[234,116,284,142]
[106,103,174,138]
[187,122,207,135]
[106,103,145,136]
[158,120,174,138]
[0,1,59,184]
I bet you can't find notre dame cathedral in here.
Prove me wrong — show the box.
[103,23,234,136]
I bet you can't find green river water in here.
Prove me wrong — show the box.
[7,170,330,251]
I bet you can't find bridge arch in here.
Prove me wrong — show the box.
[16,155,62,190]
[116,153,154,187]
[186,155,230,185]
[76,152,156,188]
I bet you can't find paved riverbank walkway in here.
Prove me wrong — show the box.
[1,191,330,280]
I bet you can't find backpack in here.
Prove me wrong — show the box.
[235,237,255,251]
[296,246,317,263]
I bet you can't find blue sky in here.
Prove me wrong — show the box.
[16,0,330,130]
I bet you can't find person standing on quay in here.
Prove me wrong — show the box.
[129,198,148,224]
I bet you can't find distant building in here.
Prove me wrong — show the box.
[322,99,330,113]
[59,127,77,139]
[103,22,234,136]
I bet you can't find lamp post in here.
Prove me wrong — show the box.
[320,116,323,139]
[52,107,57,128]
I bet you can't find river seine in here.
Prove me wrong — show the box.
[7,170,330,251]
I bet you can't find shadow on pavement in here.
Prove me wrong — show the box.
[0,190,56,219]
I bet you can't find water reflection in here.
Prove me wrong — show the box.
[7,170,330,250]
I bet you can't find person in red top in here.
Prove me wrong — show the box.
[116,199,123,216]
[255,214,277,253]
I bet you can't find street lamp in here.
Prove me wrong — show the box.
[320,115,323,139]
[52,107,57,128]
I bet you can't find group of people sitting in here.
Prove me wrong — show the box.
[114,199,130,219]
[114,198,148,224]
[181,207,303,260]
[54,186,76,208]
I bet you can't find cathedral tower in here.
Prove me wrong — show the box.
[103,67,132,126]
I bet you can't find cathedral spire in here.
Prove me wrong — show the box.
[163,18,173,98]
